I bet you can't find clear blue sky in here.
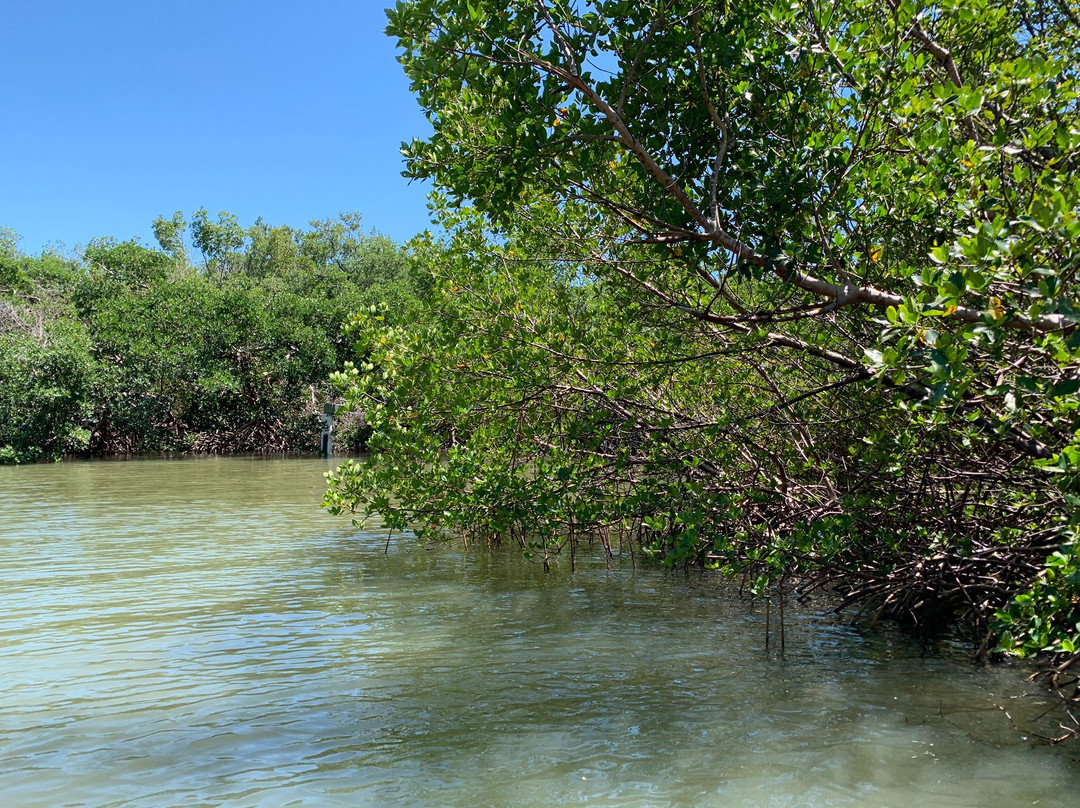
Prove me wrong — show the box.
[0,1,434,256]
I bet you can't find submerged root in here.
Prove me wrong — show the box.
[1025,654,1080,745]
[820,531,1063,642]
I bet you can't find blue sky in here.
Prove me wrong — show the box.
[0,1,434,256]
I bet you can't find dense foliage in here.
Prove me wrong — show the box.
[0,213,418,462]
[324,0,1080,686]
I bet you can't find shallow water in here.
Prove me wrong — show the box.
[0,456,1076,807]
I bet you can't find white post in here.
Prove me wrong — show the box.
[320,403,335,456]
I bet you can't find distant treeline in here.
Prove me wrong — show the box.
[0,212,423,462]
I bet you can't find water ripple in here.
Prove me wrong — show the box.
[1,457,1077,807]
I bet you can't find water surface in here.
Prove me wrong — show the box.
[1,457,1077,807]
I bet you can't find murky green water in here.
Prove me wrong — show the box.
[1,457,1077,807]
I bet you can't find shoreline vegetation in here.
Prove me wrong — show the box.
[5,0,1080,743]
[326,0,1080,741]
[0,212,419,462]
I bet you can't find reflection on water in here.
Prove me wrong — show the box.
[0,456,1077,807]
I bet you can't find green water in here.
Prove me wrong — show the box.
[0,456,1077,807]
